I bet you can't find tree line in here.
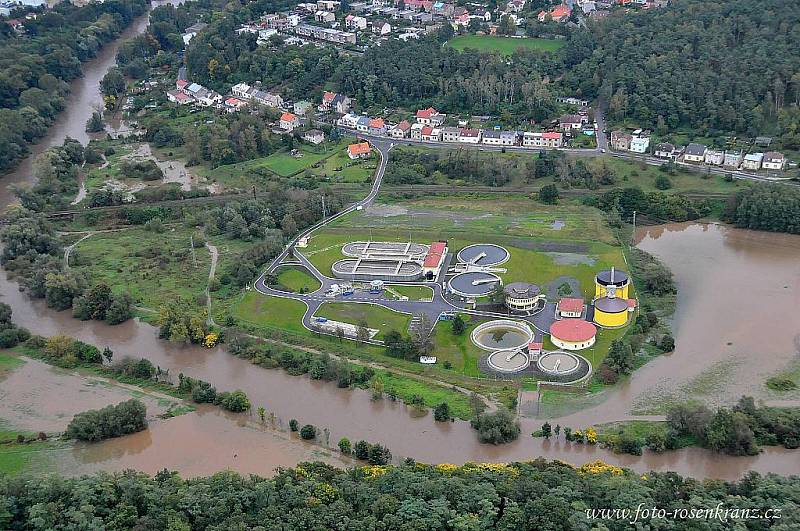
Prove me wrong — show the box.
[1,459,796,528]
[0,0,149,174]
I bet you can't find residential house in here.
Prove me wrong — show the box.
[481,130,502,145]
[252,89,283,108]
[182,22,207,45]
[742,152,763,171]
[347,142,371,159]
[459,128,481,143]
[629,136,650,154]
[315,10,336,23]
[223,97,248,112]
[167,90,191,105]
[337,113,360,128]
[507,0,525,13]
[231,82,253,99]
[538,4,571,22]
[390,120,412,138]
[368,117,388,135]
[345,14,367,29]
[356,116,371,132]
[415,107,445,126]
[522,131,563,148]
[723,150,743,168]
[410,122,425,140]
[684,143,707,163]
[704,149,724,166]
[421,126,441,142]
[316,0,340,10]
[762,152,786,171]
[610,131,632,151]
[373,21,391,35]
[559,114,587,132]
[296,24,356,44]
[303,129,325,144]
[432,1,454,16]
[653,143,676,159]
[176,79,189,91]
[453,11,470,27]
[280,112,300,131]
[499,131,519,146]
[319,91,352,113]
[441,126,460,143]
[294,100,313,115]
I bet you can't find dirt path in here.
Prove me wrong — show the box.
[63,233,94,269]
[205,243,218,326]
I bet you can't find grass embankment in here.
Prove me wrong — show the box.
[594,420,697,451]
[387,285,434,301]
[273,265,321,293]
[314,302,411,340]
[448,35,565,55]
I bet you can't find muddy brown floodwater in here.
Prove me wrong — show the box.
[2,221,800,480]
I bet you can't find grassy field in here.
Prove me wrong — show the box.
[257,138,355,177]
[431,316,483,378]
[448,35,565,55]
[599,156,743,195]
[376,370,472,419]
[314,302,411,339]
[274,266,321,293]
[230,292,309,335]
[70,227,212,312]
[387,284,434,301]
[316,149,376,184]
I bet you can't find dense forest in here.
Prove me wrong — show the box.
[723,184,800,234]
[567,0,800,147]
[0,0,149,173]
[2,461,797,529]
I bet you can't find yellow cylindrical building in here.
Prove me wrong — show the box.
[593,296,629,328]
[595,268,630,299]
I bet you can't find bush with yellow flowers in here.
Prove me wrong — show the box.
[577,460,624,476]
[585,427,598,445]
[203,332,219,348]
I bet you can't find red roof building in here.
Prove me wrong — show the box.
[368,118,385,129]
[557,298,584,315]
[543,131,563,140]
[550,319,596,349]
[347,142,371,159]
[423,241,448,271]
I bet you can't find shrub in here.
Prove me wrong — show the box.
[354,440,370,460]
[766,376,797,392]
[289,419,299,432]
[65,399,147,442]
[433,402,451,422]
[470,409,520,445]
[338,437,351,454]
[299,424,316,440]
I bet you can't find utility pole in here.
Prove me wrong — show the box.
[631,210,637,245]
[321,194,326,221]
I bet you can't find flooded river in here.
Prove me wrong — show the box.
[0,0,798,480]
[1,221,799,480]
[0,0,181,208]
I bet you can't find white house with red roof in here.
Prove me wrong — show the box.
[223,97,248,113]
[280,112,299,131]
[167,90,191,105]
[557,298,584,318]
[522,131,563,148]
[347,142,372,159]
[415,107,445,126]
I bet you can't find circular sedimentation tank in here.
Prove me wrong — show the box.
[487,349,530,373]
[456,244,510,267]
[448,271,501,298]
[537,351,581,377]
[471,320,534,351]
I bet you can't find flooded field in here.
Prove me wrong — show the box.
[0,355,176,434]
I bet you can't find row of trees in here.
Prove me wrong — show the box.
[723,184,800,235]
[6,459,795,529]
[0,0,149,173]
[668,396,800,456]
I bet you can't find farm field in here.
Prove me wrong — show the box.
[448,35,565,55]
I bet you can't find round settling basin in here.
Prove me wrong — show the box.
[471,320,534,351]
[456,244,510,267]
[536,351,581,377]
[448,271,501,298]
[487,349,530,373]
